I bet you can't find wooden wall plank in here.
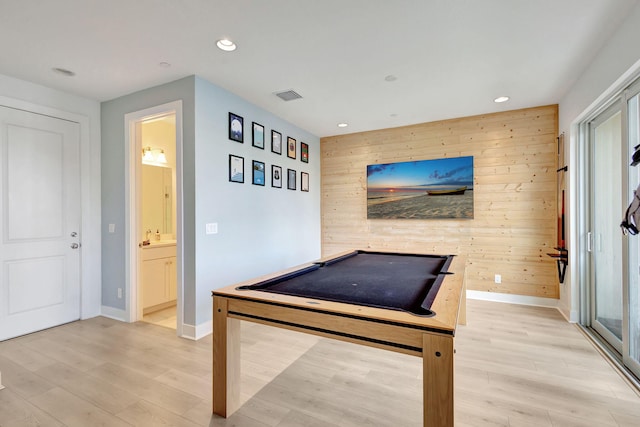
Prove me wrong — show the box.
[320,105,559,299]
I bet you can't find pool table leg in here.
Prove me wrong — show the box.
[212,297,241,418]
[423,332,454,427]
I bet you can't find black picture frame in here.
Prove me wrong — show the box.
[287,137,296,159]
[252,122,265,149]
[271,130,282,154]
[229,154,244,183]
[272,165,282,188]
[252,160,265,186]
[301,172,309,192]
[229,112,243,143]
[301,142,309,163]
[287,168,296,190]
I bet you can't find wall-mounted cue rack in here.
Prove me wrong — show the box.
[547,134,568,283]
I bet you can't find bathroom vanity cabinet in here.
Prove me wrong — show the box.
[142,244,176,314]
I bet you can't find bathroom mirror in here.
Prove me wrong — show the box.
[142,165,173,237]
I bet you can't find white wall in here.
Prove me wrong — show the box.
[0,73,102,319]
[559,2,640,321]
[193,77,321,329]
[100,77,194,316]
[101,75,321,337]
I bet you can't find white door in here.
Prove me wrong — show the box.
[0,106,81,341]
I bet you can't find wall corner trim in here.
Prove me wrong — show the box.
[100,305,128,322]
[556,303,579,323]
[181,320,212,341]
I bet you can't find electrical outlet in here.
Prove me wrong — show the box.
[494,274,502,284]
[108,223,115,233]
[206,223,218,234]
[117,288,123,299]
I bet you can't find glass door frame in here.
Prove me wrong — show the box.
[579,79,640,381]
[623,80,640,378]
[586,100,625,353]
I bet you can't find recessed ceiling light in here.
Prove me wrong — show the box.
[494,96,510,103]
[159,62,171,68]
[52,67,75,77]
[337,123,348,128]
[384,75,397,82]
[216,38,237,52]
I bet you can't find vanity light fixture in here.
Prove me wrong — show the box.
[142,147,168,165]
[142,147,155,163]
[494,96,510,103]
[216,38,237,52]
[156,150,167,164]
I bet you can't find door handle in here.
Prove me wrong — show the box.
[70,232,78,237]
[70,243,79,249]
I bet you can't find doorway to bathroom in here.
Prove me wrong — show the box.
[139,114,177,329]
[124,101,184,336]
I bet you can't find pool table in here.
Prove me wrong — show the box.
[211,250,466,427]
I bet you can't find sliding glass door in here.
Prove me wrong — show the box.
[589,104,624,352]
[584,79,640,380]
[626,89,640,376]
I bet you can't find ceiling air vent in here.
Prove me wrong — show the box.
[274,89,302,101]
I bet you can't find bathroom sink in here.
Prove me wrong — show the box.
[144,239,177,248]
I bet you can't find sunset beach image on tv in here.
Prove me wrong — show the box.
[367,156,474,219]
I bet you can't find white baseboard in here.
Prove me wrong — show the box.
[570,309,579,322]
[466,290,559,308]
[99,305,212,341]
[181,319,212,341]
[100,305,127,322]
[558,307,579,323]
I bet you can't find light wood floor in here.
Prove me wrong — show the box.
[142,305,177,329]
[1,299,639,426]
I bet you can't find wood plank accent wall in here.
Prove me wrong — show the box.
[320,105,559,299]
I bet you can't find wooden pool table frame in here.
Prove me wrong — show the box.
[211,251,466,427]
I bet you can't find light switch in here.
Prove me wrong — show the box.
[108,223,115,233]
[206,223,218,234]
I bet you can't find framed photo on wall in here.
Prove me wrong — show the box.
[271,130,282,154]
[301,172,309,192]
[287,168,296,190]
[301,142,309,163]
[252,160,265,186]
[229,154,244,183]
[252,122,264,149]
[366,155,474,219]
[272,165,282,188]
[287,137,296,159]
[229,112,243,143]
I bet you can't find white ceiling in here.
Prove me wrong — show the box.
[0,0,637,137]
